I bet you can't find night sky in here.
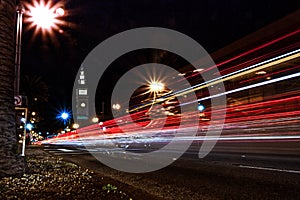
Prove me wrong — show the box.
[20,0,300,131]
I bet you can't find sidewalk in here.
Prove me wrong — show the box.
[0,146,133,200]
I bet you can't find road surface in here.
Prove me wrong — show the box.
[40,140,300,200]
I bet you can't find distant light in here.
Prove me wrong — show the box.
[26,123,33,131]
[178,73,186,76]
[193,69,204,72]
[61,112,69,120]
[112,104,121,110]
[198,104,205,112]
[21,118,26,123]
[55,7,65,16]
[92,117,99,123]
[255,71,267,75]
[72,123,79,129]
[31,112,36,116]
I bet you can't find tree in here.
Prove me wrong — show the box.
[0,0,25,177]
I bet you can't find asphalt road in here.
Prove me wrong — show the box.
[41,140,300,200]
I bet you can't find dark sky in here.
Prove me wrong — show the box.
[20,0,300,130]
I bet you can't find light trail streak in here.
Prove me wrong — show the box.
[204,29,300,73]
[239,65,300,84]
[42,133,300,146]
[131,49,300,112]
[226,92,300,112]
[42,33,300,150]
[150,135,300,141]
[180,49,300,95]
[217,41,300,76]
[45,87,300,145]
[195,71,300,103]
[46,95,300,145]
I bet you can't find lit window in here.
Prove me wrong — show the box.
[80,102,86,108]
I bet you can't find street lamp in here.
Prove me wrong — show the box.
[61,112,69,120]
[149,81,164,93]
[14,1,65,95]
[25,0,65,33]
[148,81,165,103]
[57,110,70,127]
[60,112,69,125]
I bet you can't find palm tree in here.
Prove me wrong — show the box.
[0,0,25,177]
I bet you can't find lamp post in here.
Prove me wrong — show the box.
[14,3,25,96]
[14,1,66,156]
[14,1,65,96]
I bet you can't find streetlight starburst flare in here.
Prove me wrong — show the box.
[61,112,69,120]
[149,81,164,93]
[24,0,65,36]
[56,109,71,126]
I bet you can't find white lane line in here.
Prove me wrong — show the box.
[239,165,300,174]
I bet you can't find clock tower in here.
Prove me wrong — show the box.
[75,67,89,124]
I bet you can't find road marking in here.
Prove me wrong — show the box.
[239,165,300,174]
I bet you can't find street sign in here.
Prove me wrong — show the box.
[14,95,22,106]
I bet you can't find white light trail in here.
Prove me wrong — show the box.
[195,71,300,102]
[135,49,300,112]
[171,49,300,96]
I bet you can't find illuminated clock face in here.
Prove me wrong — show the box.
[78,89,87,95]
[80,102,86,108]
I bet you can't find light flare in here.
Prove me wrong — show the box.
[24,0,66,39]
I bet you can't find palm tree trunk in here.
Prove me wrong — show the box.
[0,0,25,177]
